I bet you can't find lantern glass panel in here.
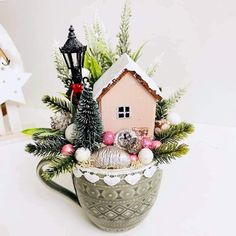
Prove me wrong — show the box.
[72,53,78,67]
[63,53,70,68]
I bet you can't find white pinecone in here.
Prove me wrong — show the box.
[50,112,72,131]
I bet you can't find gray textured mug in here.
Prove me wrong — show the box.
[37,160,162,232]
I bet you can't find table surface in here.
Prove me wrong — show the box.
[0,124,235,236]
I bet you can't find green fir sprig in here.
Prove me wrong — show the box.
[155,122,194,143]
[156,87,187,120]
[42,95,72,113]
[41,158,76,180]
[154,142,189,164]
[25,141,65,160]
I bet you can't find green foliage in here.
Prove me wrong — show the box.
[116,1,132,56]
[42,95,72,113]
[22,128,53,136]
[154,142,189,164]
[165,87,186,110]
[156,87,187,120]
[156,99,168,120]
[131,43,146,62]
[53,49,71,88]
[83,1,146,78]
[84,20,116,74]
[155,122,194,143]
[73,87,103,151]
[41,158,76,180]
[146,62,159,77]
[84,51,103,85]
[25,141,64,160]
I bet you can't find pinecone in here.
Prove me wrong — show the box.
[155,119,170,134]
[50,111,72,131]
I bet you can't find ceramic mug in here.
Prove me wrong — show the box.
[37,160,162,232]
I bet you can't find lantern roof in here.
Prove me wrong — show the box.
[60,25,86,53]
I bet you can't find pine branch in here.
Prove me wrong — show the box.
[32,130,66,146]
[25,140,65,159]
[116,0,132,56]
[165,87,186,110]
[53,49,71,88]
[156,87,187,120]
[42,95,72,113]
[154,142,189,164]
[146,63,159,77]
[131,42,146,62]
[41,158,76,180]
[155,122,194,143]
[156,99,168,120]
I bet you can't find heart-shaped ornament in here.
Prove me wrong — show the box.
[73,169,83,178]
[103,176,121,186]
[125,174,141,185]
[144,166,157,178]
[84,172,99,183]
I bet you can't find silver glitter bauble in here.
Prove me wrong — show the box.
[92,146,131,169]
[114,129,137,150]
[51,111,72,131]
[127,138,142,154]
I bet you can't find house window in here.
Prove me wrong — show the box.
[117,106,130,118]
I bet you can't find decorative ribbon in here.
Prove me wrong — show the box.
[73,163,158,186]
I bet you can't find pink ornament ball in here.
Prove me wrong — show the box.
[141,137,153,149]
[102,131,115,145]
[151,140,162,149]
[61,144,75,156]
[130,154,139,162]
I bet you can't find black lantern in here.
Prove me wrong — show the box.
[60,25,87,84]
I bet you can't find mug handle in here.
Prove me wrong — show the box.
[36,159,81,206]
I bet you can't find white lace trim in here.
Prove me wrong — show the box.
[73,161,159,186]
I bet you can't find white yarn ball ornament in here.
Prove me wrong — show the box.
[167,112,181,125]
[75,147,91,162]
[138,148,154,165]
[65,123,75,143]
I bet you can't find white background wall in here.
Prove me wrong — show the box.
[0,0,236,128]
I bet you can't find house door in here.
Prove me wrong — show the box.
[132,127,148,138]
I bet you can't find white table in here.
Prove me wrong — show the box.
[0,124,235,236]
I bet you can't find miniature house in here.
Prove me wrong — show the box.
[93,54,162,138]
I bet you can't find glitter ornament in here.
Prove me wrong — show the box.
[75,147,91,162]
[141,137,153,149]
[50,111,71,131]
[102,131,115,145]
[127,138,142,154]
[65,123,76,143]
[61,144,75,156]
[167,112,181,125]
[151,140,162,149]
[114,129,137,150]
[130,154,139,162]
[138,148,154,165]
[92,146,131,169]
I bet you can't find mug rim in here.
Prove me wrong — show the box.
[73,160,159,176]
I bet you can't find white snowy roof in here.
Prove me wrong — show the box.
[93,53,161,99]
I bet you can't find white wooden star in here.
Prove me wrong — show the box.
[0,70,31,104]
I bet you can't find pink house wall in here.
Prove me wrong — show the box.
[98,71,157,137]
